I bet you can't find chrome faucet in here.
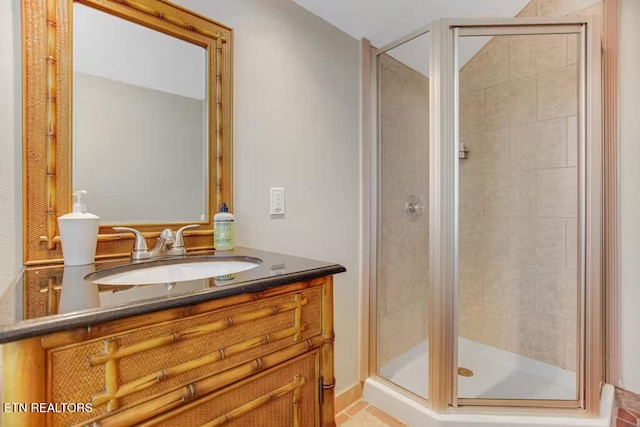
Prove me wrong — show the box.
[149,228,176,258]
[114,224,199,261]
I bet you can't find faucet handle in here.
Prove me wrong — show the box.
[174,224,200,249]
[113,227,150,259]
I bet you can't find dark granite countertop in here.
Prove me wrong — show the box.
[0,247,345,344]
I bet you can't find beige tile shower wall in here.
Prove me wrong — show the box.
[378,54,430,367]
[458,0,601,371]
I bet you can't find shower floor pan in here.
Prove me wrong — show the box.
[380,337,576,400]
[368,337,614,426]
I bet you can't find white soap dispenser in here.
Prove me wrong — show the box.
[58,190,100,266]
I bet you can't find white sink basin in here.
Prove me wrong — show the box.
[86,256,261,286]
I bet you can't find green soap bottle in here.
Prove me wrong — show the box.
[213,203,234,250]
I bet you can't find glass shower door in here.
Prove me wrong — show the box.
[452,20,588,406]
[375,30,431,400]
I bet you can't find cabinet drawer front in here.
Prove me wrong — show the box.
[47,287,321,427]
[141,351,319,427]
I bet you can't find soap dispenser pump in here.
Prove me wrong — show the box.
[58,190,100,266]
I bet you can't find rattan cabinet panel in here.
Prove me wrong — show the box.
[139,351,319,427]
[47,288,321,427]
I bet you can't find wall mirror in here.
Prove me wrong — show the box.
[73,2,208,225]
[23,0,233,264]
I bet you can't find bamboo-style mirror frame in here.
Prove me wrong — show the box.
[23,0,233,265]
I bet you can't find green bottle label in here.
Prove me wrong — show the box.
[214,220,234,249]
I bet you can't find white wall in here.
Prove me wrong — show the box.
[174,0,361,393]
[0,0,22,294]
[619,0,640,395]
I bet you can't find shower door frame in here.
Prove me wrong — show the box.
[366,24,436,408]
[447,17,602,412]
[367,16,603,415]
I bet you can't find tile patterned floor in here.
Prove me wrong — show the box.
[619,389,640,414]
[617,387,640,427]
[616,407,640,427]
[336,400,405,427]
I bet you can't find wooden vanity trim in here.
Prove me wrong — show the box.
[1,337,47,427]
[321,275,336,421]
[136,353,317,427]
[40,279,325,349]
[78,337,323,426]
[88,298,308,366]
[202,374,307,427]
[93,325,305,407]
[88,296,309,407]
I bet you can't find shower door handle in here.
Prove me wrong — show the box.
[405,195,424,215]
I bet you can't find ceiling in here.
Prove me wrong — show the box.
[291,0,530,47]
[291,0,530,75]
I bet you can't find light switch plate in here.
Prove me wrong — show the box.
[270,187,285,215]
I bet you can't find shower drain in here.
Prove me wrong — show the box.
[458,367,474,377]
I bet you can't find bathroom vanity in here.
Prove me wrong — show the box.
[0,248,345,426]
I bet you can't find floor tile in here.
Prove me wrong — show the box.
[365,405,407,427]
[619,408,639,423]
[335,412,350,426]
[344,400,369,417]
[343,410,392,427]
[336,399,406,427]
[616,418,635,427]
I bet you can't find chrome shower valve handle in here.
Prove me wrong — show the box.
[405,195,425,215]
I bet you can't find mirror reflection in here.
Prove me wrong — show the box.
[72,3,209,224]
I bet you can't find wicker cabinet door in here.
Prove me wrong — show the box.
[139,350,320,427]
[46,288,321,427]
